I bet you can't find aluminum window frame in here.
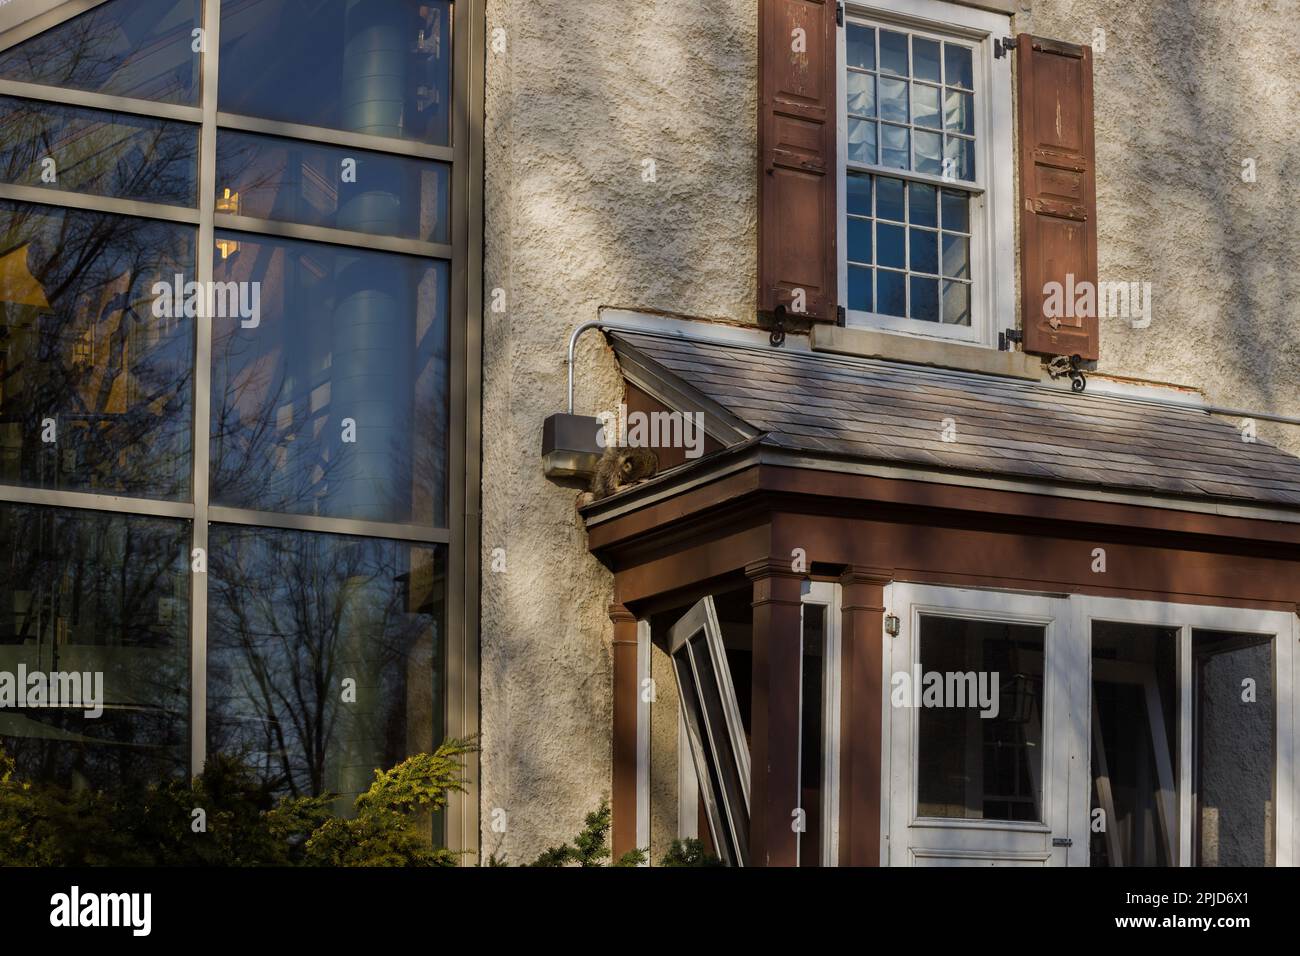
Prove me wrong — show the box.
[838,0,1013,349]
[0,0,484,856]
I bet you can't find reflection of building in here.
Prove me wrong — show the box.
[0,0,481,853]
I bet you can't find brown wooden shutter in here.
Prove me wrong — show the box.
[759,0,838,323]
[1016,34,1099,361]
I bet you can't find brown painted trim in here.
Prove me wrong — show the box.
[837,568,889,866]
[745,563,804,866]
[609,603,640,860]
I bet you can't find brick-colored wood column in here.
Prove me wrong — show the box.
[838,567,890,866]
[746,559,804,867]
[609,603,639,859]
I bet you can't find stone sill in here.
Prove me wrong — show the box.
[811,324,1042,382]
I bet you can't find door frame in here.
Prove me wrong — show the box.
[1070,594,1297,867]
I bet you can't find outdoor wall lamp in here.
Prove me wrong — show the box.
[541,318,653,483]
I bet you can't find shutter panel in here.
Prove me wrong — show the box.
[759,0,838,323]
[1016,34,1099,361]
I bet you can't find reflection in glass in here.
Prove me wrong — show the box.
[1193,631,1274,866]
[209,233,449,524]
[214,131,451,243]
[0,503,190,790]
[916,615,1045,822]
[206,525,445,811]
[0,96,198,206]
[0,201,195,499]
[0,0,201,105]
[219,0,453,145]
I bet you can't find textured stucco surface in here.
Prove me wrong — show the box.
[480,0,1300,859]
[480,0,758,862]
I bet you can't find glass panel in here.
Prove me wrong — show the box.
[944,135,975,182]
[916,615,1045,822]
[799,603,827,867]
[909,228,938,275]
[877,269,905,316]
[0,96,198,206]
[1193,631,1275,867]
[847,217,872,264]
[219,0,453,145]
[846,172,872,216]
[846,24,875,71]
[942,232,969,279]
[909,183,937,228]
[848,265,873,312]
[878,76,908,124]
[914,129,942,176]
[912,82,941,129]
[913,37,941,83]
[941,189,969,232]
[880,124,909,170]
[942,279,970,325]
[944,43,974,89]
[207,525,445,810]
[910,276,939,321]
[847,71,875,117]
[0,503,189,790]
[1090,622,1179,866]
[0,0,201,105]
[876,177,905,222]
[209,233,449,525]
[0,201,195,500]
[879,30,909,76]
[944,88,975,136]
[847,118,877,165]
[214,132,451,243]
[876,223,905,269]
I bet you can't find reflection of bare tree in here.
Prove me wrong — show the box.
[0,97,198,205]
[0,0,199,105]
[206,527,442,802]
[0,202,194,499]
[0,505,189,792]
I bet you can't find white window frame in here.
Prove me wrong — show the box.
[800,580,843,866]
[837,0,1014,349]
[881,582,1298,866]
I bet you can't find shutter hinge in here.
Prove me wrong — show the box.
[994,36,1016,59]
[836,305,846,327]
[998,328,1023,352]
[836,1,845,27]
[884,614,901,637]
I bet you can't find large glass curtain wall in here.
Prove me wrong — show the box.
[0,0,463,817]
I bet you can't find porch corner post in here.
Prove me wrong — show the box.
[839,567,891,866]
[609,602,639,860]
[746,558,805,867]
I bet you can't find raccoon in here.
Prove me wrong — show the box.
[589,445,659,501]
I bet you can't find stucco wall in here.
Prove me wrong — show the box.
[480,0,1300,859]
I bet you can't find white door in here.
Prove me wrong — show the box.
[885,584,1082,866]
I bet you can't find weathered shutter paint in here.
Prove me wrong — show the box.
[759,0,838,323]
[1016,33,1099,361]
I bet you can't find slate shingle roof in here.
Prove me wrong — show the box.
[610,330,1300,509]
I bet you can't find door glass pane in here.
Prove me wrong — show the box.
[1090,622,1178,866]
[914,615,1045,822]
[800,603,826,866]
[208,233,449,524]
[219,0,453,145]
[0,201,195,500]
[206,525,445,814]
[0,96,198,206]
[1193,630,1274,866]
[0,0,202,105]
[0,503,190,791]
[215,131,451,243]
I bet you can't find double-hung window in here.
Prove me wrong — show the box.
[838,0,1013,348]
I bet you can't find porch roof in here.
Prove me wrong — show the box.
[608,330,1300,510]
